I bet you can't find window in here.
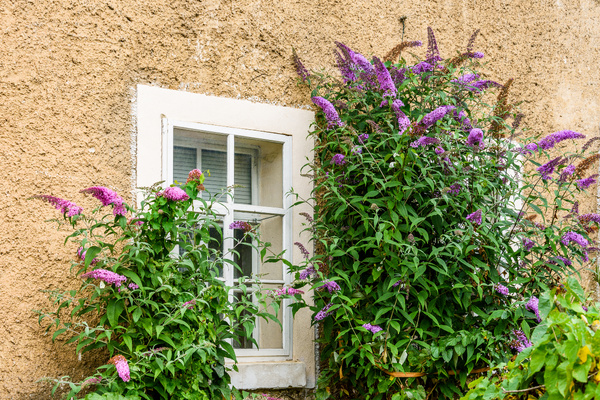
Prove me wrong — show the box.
[136,85,316,389]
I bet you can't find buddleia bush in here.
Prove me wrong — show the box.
[291,28,600,399]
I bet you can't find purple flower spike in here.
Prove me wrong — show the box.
[558,164,576,182]
[362,323,383,334]
[319,280,341,293]
[299,264,316,280]
[109,355,130,382]
[128,283,139,290]
[81,269,127,287]
[314,303,333,321]
[536,130,586,150]
[511,329,532,352]
[435,147,445,155]
[391,100,411,134]
[577,174,598,189]
[522,237,535,251]
[466,209,482,226]
[426,27,442,63]
[495,284,509,296]
[358,133,369,144]
[526,296,541,323]
[294,242,310,259]
[332,153,346,166]
[561,231,589,248]
[466,128,484,148]
[412,61,434,74]
[230,221,253,232]
[34,195,83,217]
[448,183,461,195]
[421,106,456,128]
[410,136,440,148]
[312,96,344,129]
[373,56,396,98]
[81,186,127,216]
[537,156,565,180]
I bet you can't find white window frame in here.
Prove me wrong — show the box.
[164,119,294,359]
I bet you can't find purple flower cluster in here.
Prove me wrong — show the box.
[526,296,541,322]
[466,209,482,226]
[358,133,369,144]
[34,195,83,217]
[81,186,126,216]
[451,73,479,85]
[292,49,310,82]
[319,280,341,293]
[128,283,139,290]
[511,329,532,353]
[109,355,130,382]
[558,164,575,182]
[391,100,410,134]
[577,174,598,189]
[160,186,189,201]
[426,27,442,63]
[229,221,253,232]
[186,169,204,183]
[466,80,502,92]
[448,183,461,195]
[561,231,589,248]
[373,57,396,97]
[314,303,333,321]
[537,156,565,180]
[536,130,586,150]
[466,128,484,148]
[411,61,434,75]
[299,264,316,280]
[274,287,305,296]
[410,136,440,148]
[312,96,344,129]
[332,153,346,166]
[362,323,383,334]
[421,106,456,128]
[183,299,196,309]
[81,269,127,287]
[351,146,362,155]
[295,242,310,259]
[434,147,445,155]
[495,284,509,296]
[579,213,600,224]
[522,237,535,251]
[548,256,572,266]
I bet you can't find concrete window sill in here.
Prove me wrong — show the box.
[229,361,307,390]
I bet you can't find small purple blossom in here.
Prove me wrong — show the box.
[453,110,473,130]
[537,156,565,180]
[536,130,586,150]
[579,213,600,224]
[81,269,127,287]
[411,61,434,75]
[160,186,190,201]
[299,264,316,280]
[373,56,396,97]
[314,303,333,321]
[312,96,344,129]
[362,323,383,334]
[466,128,484,148]
[466,80,502,92]
[469,51,484,59]
[230,221,252,232]
[511,329,532,353]
[33,195,83,217]
[332,153,346,166]
[561,231,589,248]
[434,146,445,155]
[81,186,127,216]
[358,133,369,144]
[351,146,362,155]
[448,183,461,195]
[451,73,479,85]
[577,174,598,189]
[274,287,305,296]
[183,299,196,309]
[391,100,411,134]
[410,136,440,148]
[294,242,310,259]
[522,237,535,251]
[319,280,341,293]
[128,283,139,290]
[466,209,482,226]
[495,284,509,296]
[558,164,576,182]
[421,106,456,128]
[526,296,541,323]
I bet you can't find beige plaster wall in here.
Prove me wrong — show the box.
[1,0,600,397]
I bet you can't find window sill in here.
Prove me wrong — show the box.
[228,361,308,389]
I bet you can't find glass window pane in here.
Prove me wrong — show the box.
[233,228,253,279]
[258,284,284,349]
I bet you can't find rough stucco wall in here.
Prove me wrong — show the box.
[1,0,600,398]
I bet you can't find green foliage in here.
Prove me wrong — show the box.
[36,176,281,399]
[462,278,600,400]
[291,32,599,399]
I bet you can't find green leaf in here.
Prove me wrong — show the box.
[106,299,124,328]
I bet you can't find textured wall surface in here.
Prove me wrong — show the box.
[1,0,600,398]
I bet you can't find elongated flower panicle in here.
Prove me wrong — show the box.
[294,242,310,259]
[362,323,383,334]
[108,355,130,382]
[81,269,127,287]
[466,128,484,147]
[434,147,445,155]
[81,186,126,216]
[495,284,509,296]
[314,303,333,321]
[421,106,456,128]
[319,280,341,293]
[410,136,440,148]
[182,299,196,309]
[229,221,252,232]
[292,48,310,82]
[160,186,189,201]
[426,27,442,63]
[536,130,586,150]
[391,100,410,134]
[412,61,433,74]
[579,214,600,224]
[448,183,461,195]
[466,209,482,226]
[128,283,139,290]
[357,133,369,144]
[537,156,567,180]
[577,174,598,189]
[33,195,83,217]
[332,153,346,166]
[274,287,305,296]
[558,164,576,182]
[373,56,396,98]
[312,96,344,129]
[451,73,479,85]
[299,264,316,280]
[522,237,535,251]
[561,231,589,248]
[511,329,532,352]
[526,296,541,322]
